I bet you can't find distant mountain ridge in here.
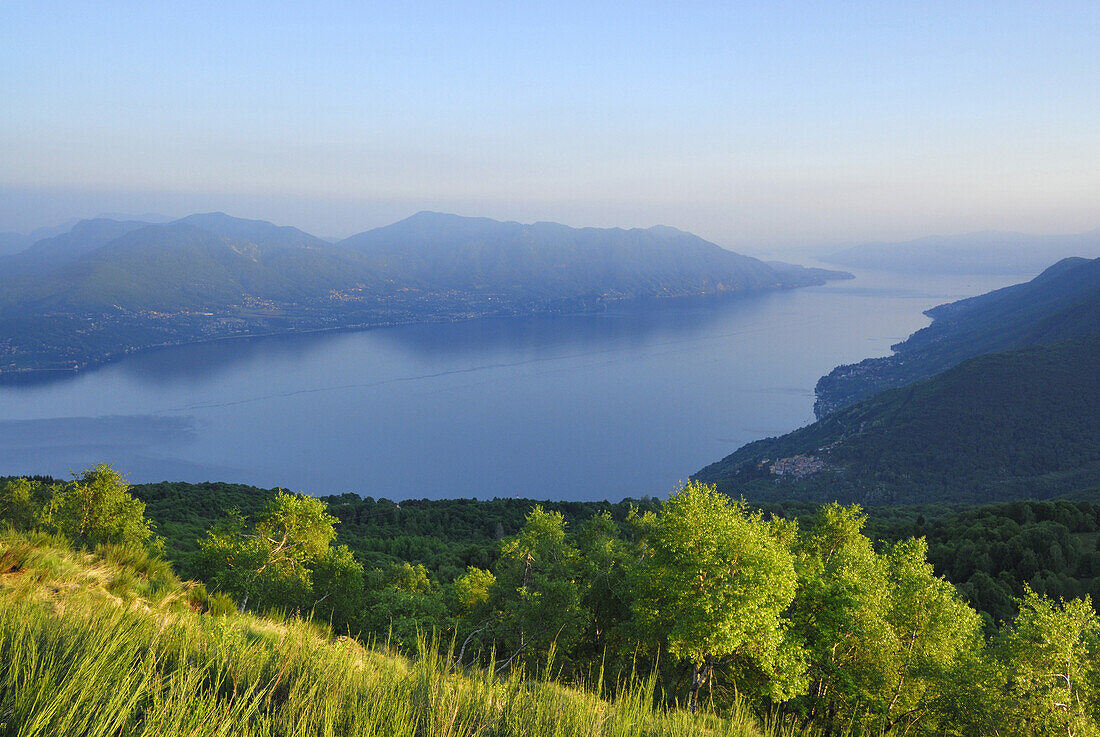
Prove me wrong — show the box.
[0,219,154,279]
[823,228,1100,275]
[814,256,1100,416]
[0,211,849,376]
[174,212,331,249]
[0,219,81,256]
[0,213,172,257]
[339,211,838,298]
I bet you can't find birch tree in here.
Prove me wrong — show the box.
[631,481,798,713]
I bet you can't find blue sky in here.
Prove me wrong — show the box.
[2,1,1098,252]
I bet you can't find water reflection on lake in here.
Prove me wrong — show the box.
[0,271,1020,500]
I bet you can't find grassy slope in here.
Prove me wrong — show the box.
[0,529,768,737]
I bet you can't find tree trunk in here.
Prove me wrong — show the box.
[690,662,703,714]
[822,699,837,737]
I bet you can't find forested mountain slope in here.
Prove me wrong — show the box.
[698,335,1100,505]
[815,256,1100,415]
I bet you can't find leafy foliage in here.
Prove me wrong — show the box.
[8,466,1100,733]
[196,490,363,618]
[884,498,1100,629]
[993,589,1100,734]
[632,482,798,710]
[129,480,659,581]
[0,476,51,530]
[1,464,159,552]
[489,507,587,664]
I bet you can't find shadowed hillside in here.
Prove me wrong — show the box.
[815,256,1100,415]
[699,335,1100,505]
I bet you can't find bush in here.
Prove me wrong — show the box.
[45,465,157,551]
[205,591,238,617]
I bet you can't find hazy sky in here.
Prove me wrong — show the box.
[2,1,1098,253]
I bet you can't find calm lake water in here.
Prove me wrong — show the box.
[0,270,1021,500]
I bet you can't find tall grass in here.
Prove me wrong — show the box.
[0,531,769,737]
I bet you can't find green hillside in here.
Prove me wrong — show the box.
[814,256,1100,415]
[698,335,1100,505]
[0,529,766,737]
[118,481,1100,632]
[865,498,1100,629]
[5,468,1100,735]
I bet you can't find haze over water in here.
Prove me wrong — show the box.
[0,270,1019,500]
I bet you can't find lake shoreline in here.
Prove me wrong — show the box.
[0,270,1017,500]
[0,280,849,386]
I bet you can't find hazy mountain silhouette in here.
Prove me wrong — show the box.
[339,211,840,297]
[0,219,154,278]
[823,228,1100,275]
[173,212,331,249]
[0,211,849,374]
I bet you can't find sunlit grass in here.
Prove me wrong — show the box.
[0,529,770,737]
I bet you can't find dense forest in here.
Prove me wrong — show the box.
[4,465,1100,735]
[117,478,1100,633]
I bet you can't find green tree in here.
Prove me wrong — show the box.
[996,589,1100,735]
[364,562,447,650]
[486,507,587,672]
[0,477,51,530]
[453,566,495,615]
[310,544,365,634]
[573,512,638,662]
[787,503,895,729]
[45,465,157,550]
[632,481,799,713]
[451,565,497,669]
[880,537,983,733]
[197,490,341,613]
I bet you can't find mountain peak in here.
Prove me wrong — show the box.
[172,213,327,247]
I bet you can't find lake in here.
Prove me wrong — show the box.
[0,270,1021,500]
